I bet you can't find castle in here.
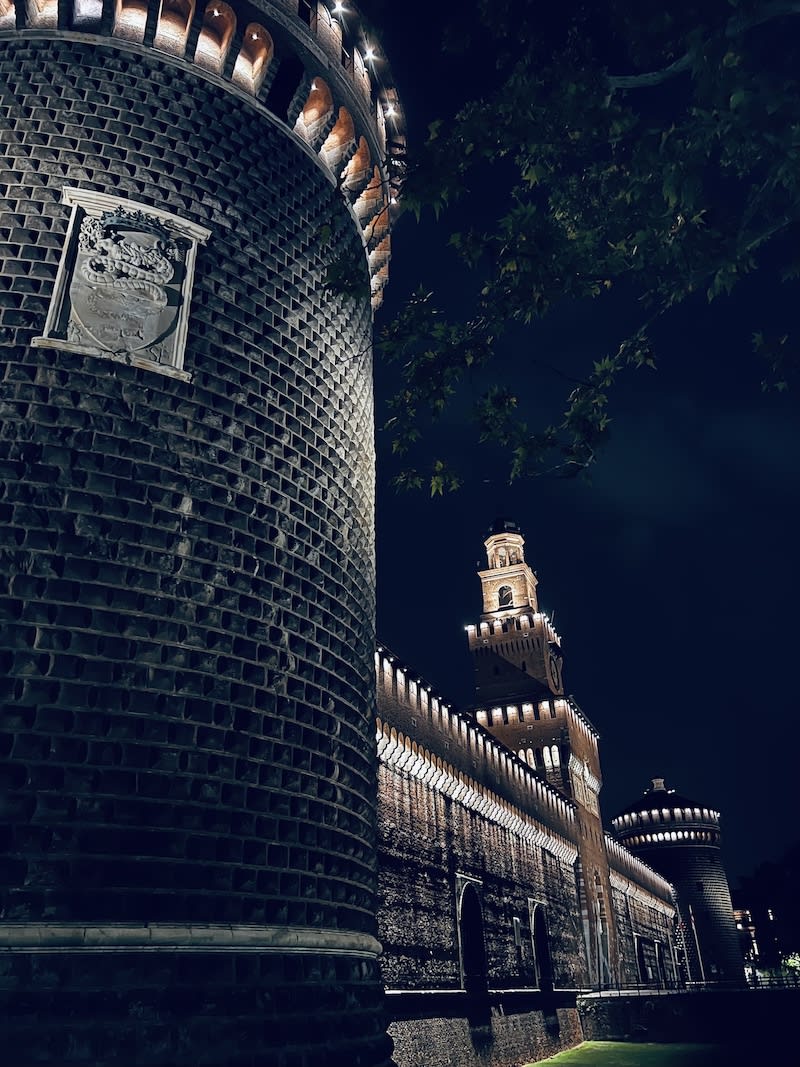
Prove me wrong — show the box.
[374,519,742,1065]
[0,2,740,1065]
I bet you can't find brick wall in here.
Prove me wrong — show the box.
[0,33,389,1066]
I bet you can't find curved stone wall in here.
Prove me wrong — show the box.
[0,4,397,1061]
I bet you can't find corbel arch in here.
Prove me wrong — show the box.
[194,1,236,73]
[153,0,195,54]
[340,136,370,195]
[232,23,274,94]
[113,0,149,42]
[293,77,334,148]
[319,107,355,170]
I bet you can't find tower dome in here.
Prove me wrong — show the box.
[0,2,402,1063]
[612,779,743,984]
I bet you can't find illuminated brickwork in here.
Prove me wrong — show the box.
[0,2,403,1063]
[375,643,677,1067]
[612,780,744,984]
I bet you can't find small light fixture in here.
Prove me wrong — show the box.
[333,0,345,12]
[212,6,220,14]
[364,46,376,61]
[311,80,317,91]
[251,31,259,39]
[385,104,396,117]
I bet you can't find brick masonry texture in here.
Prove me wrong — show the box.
[374,656,678,1067]
[0,34,389,1067]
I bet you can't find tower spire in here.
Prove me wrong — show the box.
[467,519,563,700]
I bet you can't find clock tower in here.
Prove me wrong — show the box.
[467,519,619,987]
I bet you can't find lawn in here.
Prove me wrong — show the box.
[526,1042,732,1066]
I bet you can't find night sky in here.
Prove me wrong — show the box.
[364,1,800,885]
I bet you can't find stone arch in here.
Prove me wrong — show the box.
[293,78,334,147]
[353,166,383,224]
[319,107,355,170]
[340,136,371,194]
[194,1,236,73]
[154,0,195,55]
[113,0,149,42]
[498,584,513,608]
[232,23,274,94]
[458,882,488,996]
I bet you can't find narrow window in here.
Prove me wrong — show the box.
[498,585,513,608]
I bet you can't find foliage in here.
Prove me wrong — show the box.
[380,0,800,492]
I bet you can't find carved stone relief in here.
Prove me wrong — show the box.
[34,188,211,380]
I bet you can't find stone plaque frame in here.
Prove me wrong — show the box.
[33,187,211,381]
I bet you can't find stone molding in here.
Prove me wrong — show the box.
[0,923,383,957]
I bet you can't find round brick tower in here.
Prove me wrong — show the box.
[0,2,402,1063]
[612,779,744,986]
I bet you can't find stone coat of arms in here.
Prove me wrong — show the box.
[34,188,211,379]
[68,209,184,363]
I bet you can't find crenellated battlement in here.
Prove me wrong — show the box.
[466,610,561,647]
[0,0,404,306]
[604,834,676,912]
[474,693,598,740]
[375,646,578,854]
[613,796,722,849]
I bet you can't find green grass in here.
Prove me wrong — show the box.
[525,1042,732,1066]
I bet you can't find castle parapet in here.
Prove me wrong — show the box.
[375,647,577,856]
[0,0,404,306]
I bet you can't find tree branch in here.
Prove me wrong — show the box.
[608,1,800,91]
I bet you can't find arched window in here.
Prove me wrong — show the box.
[550,744,560,767]
[232,23,273,94]
[194,1,236,73]
[458,883,488,996]
[542,747,552,770]
[153,0,195,55]
[498,585,513,608]
[526,747,535,768]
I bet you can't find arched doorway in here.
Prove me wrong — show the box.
[459,882,488,995]
[531,903,554,993]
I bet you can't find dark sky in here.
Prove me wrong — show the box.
[363,0,800,885]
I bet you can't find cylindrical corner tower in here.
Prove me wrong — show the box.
[612,779,744,985]
[0,2,402,1062]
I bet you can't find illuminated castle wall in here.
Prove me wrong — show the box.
[0,2,402,1063]
[373,521,688,1067]
[375,522,682,1067]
